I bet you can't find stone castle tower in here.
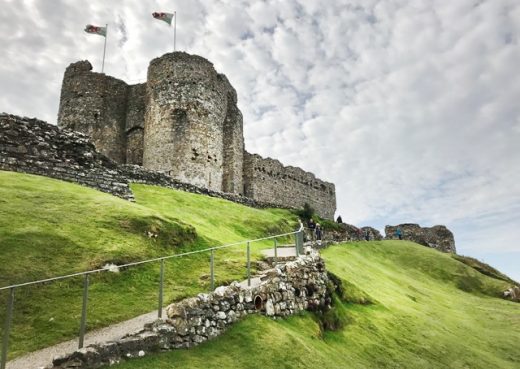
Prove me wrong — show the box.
[58,52,336,218]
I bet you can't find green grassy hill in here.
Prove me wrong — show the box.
[112,241,519,369]
[0,171,296,357]
[1,170,518,368]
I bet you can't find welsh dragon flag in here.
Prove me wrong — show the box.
[84,24,107,37]
[152,12,174,25]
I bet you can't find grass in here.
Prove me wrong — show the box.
[0,171,296,358]
[131,184,293,245]
[452,254,519,285]
[112,241,520,369]
[2,171,518,368]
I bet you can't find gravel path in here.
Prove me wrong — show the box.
[261,246,297,258]
[6,309,166,369]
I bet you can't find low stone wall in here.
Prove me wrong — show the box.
[51,251,331,369]
[385,223,456,253]
[243,152,336,219]
[0,114,133,200]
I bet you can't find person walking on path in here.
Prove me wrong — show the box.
[315,223,323,246]
[308,218,316,242]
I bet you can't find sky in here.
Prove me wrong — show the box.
[1,0,519,281]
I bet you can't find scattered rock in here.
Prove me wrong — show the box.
[503,286,520,302]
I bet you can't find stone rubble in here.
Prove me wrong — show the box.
[503,286,520,302]
[385,223,456,253]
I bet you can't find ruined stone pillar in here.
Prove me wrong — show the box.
[221,75,244,195]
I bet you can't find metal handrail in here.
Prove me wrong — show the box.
[0,224,304,367]
[0,228,301,291]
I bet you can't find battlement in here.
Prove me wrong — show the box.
[243,152,336,219]
[57,52,336,218]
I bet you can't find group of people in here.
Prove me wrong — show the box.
[302,216,404,246]
[306,218,323,246]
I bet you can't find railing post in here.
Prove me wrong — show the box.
[274,239,278,263]
[158,259,165,318]
[78,274,89,349]
[247,242,251,287]
[210,249,215,291]
[1,288,15,369]
[295,233,300,257]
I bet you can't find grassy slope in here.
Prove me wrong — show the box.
[0,171,295,358]
[113,241,520,369]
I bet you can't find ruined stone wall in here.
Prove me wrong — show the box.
[0,114,133,200]
[243,152,336,219]
[125,83,146,165]
[52,251,331,369]
[221,75,244,195]
[361,226,383,241]
[385,224,456,253]
[57,61,128,164]
[143,53,229,192]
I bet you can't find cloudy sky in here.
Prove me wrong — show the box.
[1,0,519,280]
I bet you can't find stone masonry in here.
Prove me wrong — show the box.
[57,51,336,219]
[385,223,456,253]
[0,114,133,200]
[243,152,336,219]
[50,251,331,369]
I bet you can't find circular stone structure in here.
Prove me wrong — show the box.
[143,52,229,191]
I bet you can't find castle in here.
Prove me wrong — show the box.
[57,52,336,219]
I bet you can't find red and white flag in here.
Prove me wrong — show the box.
[84,24,107,37]
[152,12,174,26]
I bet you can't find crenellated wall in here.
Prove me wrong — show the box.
[243,152,336,219]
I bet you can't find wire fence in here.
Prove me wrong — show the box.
[0,226,304,368]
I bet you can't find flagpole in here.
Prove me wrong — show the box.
[173,11,177,51]
[101,24,108,73]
